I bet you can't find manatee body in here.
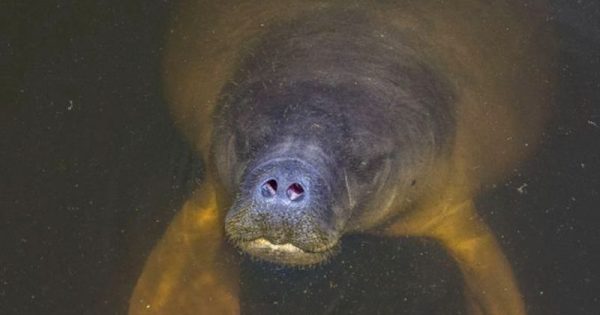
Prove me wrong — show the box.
[130,1,556,314]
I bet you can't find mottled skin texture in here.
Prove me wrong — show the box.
[129,1,556,314]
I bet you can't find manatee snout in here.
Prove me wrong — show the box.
[225,157,342,266]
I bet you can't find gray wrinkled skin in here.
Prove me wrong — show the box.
[213,9,456,266]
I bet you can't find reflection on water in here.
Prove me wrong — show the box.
[2,1,599,315]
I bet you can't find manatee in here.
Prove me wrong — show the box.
[129,1,556,314]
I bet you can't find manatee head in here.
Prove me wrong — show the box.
[212,13,454,266]
[215,81,401,267]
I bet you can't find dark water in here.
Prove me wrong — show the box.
[2,1,599,314]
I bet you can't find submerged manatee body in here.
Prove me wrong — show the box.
[129,1,557,314]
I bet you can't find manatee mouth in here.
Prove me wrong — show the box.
[237,238,339,266]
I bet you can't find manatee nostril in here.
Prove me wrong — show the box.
[261,179,278,197]
[286,182,305,201]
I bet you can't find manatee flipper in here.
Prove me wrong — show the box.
[385,201,525,315]
[128,180,239,315]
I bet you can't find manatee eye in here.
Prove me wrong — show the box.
[358,160,369,170]
[352,154,388,182]
[356,157,380,172]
